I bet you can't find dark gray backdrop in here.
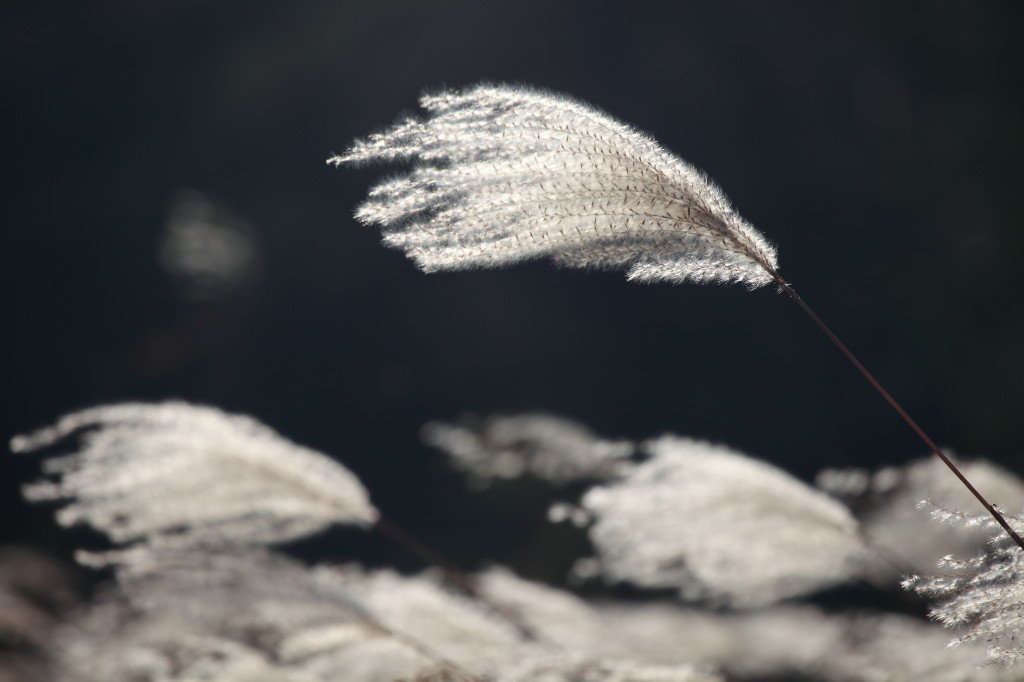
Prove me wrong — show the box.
[4,0,1023,579]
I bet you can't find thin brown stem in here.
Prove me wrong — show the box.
[766,269,1024,552]
[374,516,479,595]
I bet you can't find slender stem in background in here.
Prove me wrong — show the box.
[766,269,1024,552]
[374,516,479,595]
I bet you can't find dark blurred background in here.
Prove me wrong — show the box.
[3,0,1023,582]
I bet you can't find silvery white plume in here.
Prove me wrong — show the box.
[904,511,1024,666]
[332,83,779,287]
[597,602,1018,682]
[580,436,871,606]
[51,550,461,682]
[499,658,723,682]
[423,413,634,487]
[817,456,1024,575]
[12,402,378,557]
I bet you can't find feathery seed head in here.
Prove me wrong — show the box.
[580,436,869,606]
[332,84,779,288]
[906,512,1024,666]
[13,402,378,555]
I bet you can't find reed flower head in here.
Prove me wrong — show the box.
[12,402,378,559]
[332,83,779,288]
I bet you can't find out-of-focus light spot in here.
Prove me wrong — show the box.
[158,189,260,301]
